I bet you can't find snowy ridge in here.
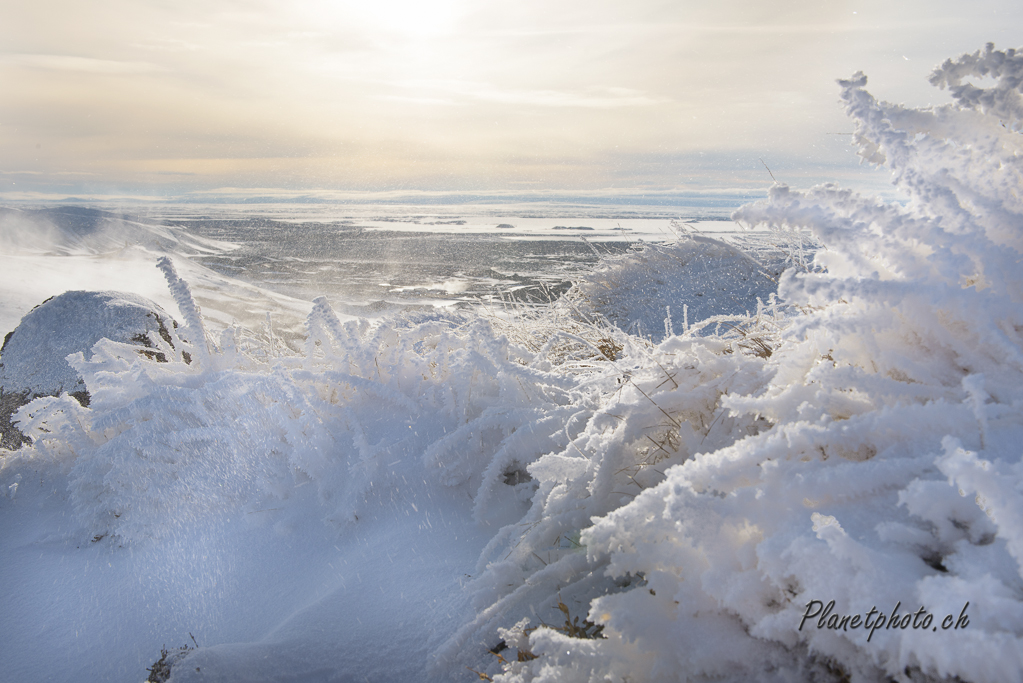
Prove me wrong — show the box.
[0,206,235,257]
[0,206,315,350]
[2,44,1023,683]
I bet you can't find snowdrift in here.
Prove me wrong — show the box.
[1,43,1022,683]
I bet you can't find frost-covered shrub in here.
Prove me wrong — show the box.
[570,233,781,342]
[442,44,1023,683]
[13,260,613,543]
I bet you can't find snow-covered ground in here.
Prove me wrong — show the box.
[3,44,1023,683]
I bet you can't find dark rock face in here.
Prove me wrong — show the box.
[0,291,181,451]
[0,389,33,450]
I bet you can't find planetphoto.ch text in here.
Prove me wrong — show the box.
[799,600,970,642]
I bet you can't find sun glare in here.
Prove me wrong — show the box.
[354,0,459,38]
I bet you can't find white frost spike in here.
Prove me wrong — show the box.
[265,312,276,359]
[810,512,840,533]
[930,43,1023,131]
[962,374,990,449]
[938,437,1023,574]
[156,255,210,364]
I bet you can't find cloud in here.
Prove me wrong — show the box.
[4,54,168,75]
[0,170,98,176]
[475,86,666,108]
[381,95,463,106]
[387,80,668,108]
[129,38,202,53]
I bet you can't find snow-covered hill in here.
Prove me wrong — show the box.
[0,206,234,257]
[0,206,315,350]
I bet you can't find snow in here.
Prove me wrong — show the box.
[2,43,1023,683]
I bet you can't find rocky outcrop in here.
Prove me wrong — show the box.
[0,291,182,450]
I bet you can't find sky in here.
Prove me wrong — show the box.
[1,0,1021,202]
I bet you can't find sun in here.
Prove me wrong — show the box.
[354,0,460,38]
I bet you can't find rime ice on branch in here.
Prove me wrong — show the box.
[455,44,1023,683]
[156,256,210,364]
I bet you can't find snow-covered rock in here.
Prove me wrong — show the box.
[0,290,182,450]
